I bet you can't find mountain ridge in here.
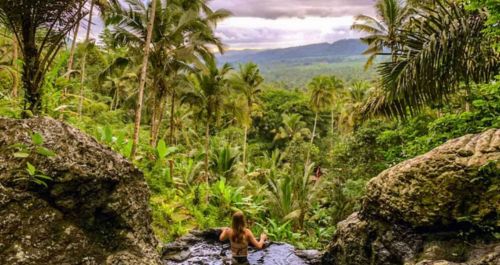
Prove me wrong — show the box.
[217,39,367,65]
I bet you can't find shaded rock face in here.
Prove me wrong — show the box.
[162,229,323,264]
[0,117,161,265]
[323,129,500,265]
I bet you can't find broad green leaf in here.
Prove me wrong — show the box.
[26,162,36,176]
[13,152,30,158]
[36,147,56,157]
[157,140,168,159]
[122,141,133,158]
[31,132,44,145]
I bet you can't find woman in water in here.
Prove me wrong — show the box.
[219,211,268,264]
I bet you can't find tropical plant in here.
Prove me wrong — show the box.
[231,62,264,170]
[339,81,371,131]
[273,113,311,142]
[365,1,499,117]
[0,0,89,114]
[182,57,233,181]
[106,0,230,147]
[308,76,335,144]
[210,143,241,179]
[351,0,412,67]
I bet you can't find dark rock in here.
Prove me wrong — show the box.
[0,117,161,265]
[162,230,321,264]
[323,129,500,265]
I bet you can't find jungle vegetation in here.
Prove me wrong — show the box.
[0,0,498,249]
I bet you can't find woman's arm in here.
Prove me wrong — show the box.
[246,229,267,249]
[219,228,230,241]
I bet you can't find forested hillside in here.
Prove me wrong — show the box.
[0,0,498,260]
[218,39,376,86]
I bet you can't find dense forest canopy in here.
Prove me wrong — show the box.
[0,0,498,249]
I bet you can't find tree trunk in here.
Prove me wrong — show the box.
[67,20,80,78]
[22,18,42,116]
[11,37,18,98]
[331,109,335,134]
[310,112,318,145]
[131,0,157,158]
[205,121,210,183]
[150,94,166,147]
[242,125,248,172]
[304,112,318,176]
[150,93,161,146]
[169,90,175,145]
[78,0,94,117]
[78,56,86,116]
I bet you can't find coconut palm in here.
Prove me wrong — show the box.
[351,0,412,68]
[328,76,344,133]
[308,76,335,145]
[273,113,311,143]
[231,62,264,170]
[106,0,230,147]
[339,81,371,131]
[366,1,499,117]
[182,57,233,181]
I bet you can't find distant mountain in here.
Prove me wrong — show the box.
[217,39,367,65]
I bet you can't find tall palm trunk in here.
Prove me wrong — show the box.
[310,112,318,145]
[331,109,335,134]
[305,112,319,175]
[67,20,80,77]
[204,121,210,183]
[150,91,166,147]
[242,125,248,172]
[131,0,158,158]
[11,37,18,98]
[169,90,175,145]
[78,0,95,117]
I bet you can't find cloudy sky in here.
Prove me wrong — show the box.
[209,0,376,50]
[89,0,376,50]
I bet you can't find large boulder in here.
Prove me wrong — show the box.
[0,117,161,265]
[323,129,500,265]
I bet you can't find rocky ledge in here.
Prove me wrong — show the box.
[322,129,500,265]
[162,229,323,265]
[0,117,161,265]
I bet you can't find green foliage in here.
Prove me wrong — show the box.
[0,0,498,252]
[10,132,55,188]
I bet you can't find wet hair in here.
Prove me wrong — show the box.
[231,211,246,243]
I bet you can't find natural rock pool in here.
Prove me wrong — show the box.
[162,230,322,265]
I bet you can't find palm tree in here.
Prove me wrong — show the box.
[351,0,412,68]
[78,0,96,117]
[130,0,158,157]
[328,76,344,133]
[366,1,499,117]
[273,113,311,143]
[308,76,335,145]
[0,0,88,115]
[231,62,264,170]
[339,81,370,131]
[182,57,233,181]
[107,0,230,147]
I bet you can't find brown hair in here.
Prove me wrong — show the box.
[231,211,246,243]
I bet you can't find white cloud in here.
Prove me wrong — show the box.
[216,16,365,49]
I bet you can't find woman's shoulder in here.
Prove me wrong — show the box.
[243,228,253,235]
